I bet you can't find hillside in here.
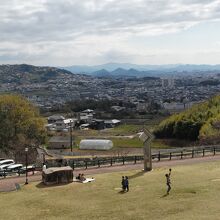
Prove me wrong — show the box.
[0,64,73,84]
[2,161,220,219]
[154,95,220,143]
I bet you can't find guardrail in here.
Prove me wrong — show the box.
[46,146,220,170]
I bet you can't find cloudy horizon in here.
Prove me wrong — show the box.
[1,0,220,66]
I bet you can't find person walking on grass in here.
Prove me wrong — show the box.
[125,176,129,192]
[165,168,172,195]
[121,176,126,192]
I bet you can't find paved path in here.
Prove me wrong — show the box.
[1,155,220,192]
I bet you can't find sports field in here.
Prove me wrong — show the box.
[1,160,220,220]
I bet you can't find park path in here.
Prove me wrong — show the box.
[1,155,220,192]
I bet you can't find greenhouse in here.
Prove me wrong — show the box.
[79,139,113,150]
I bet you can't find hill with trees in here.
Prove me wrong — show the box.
[0,64,73,84]
[154,95,220,144]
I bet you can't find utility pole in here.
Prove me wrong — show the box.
[70,119,73,152]
[139,124,154,172]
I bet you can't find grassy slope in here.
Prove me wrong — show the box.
[1,161,220,219]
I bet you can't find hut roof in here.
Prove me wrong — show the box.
[43,166,73,175]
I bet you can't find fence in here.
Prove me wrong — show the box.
[46,146,220,170]
[1,146,219,178]
[0,167,35,179]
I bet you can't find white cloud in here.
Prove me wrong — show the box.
[0,0,220,65]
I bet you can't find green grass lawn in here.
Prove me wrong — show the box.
[73,124,142,139]
[2,161,220,219]
[107,124,143,135]
[111,138,180,149]
[111,137,142,148]
[56,120,176,150]
[73,124,176,149]
[73,124,143,148]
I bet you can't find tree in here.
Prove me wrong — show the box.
[154,95,220,141]
[0,94,46,155]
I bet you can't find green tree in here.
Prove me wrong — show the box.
[154,95,220,141]
[0,94,46,154]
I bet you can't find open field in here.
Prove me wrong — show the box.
[49,117,184,150]
[1,160,220,220]
[72,124,143,138]
[72,123,186,149]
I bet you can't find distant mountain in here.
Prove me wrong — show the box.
[63,63,220,76]
[89,68,163,77]
[92,69,111,77]
[63,63,140,73]
[109,68,151,77]
[0,64,73,84]
[111,68,130,76]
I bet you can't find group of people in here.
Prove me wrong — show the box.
[121,176,129,192]
[76,173,86,182]
[120,169,171,195]
[43,160,171,193]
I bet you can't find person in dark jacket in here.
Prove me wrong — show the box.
[125,176,129,192]
[121,176,126,192]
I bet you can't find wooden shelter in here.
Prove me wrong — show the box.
[42,166,73,185]
[48,136,74,149]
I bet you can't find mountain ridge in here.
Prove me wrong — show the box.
[63,63,220,76]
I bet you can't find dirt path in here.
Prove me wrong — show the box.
[1,155,220,192]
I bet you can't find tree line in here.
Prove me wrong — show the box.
[154,95,220,143]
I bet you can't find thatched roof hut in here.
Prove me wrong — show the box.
[42,166,73,185]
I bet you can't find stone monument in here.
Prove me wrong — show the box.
[139,125,154,171]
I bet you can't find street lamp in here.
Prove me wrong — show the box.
[25,147,28,185]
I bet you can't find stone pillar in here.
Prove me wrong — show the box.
[139,127,154,172]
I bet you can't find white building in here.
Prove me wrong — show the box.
[55,118,77,131]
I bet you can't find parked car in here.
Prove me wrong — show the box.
[19,165,36,174]
[0,164,14,170]
[0,159,14,166]
[4,164,23,176]
[6,164,23,172]
[0,159,15,170]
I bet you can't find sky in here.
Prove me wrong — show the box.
[0,0,220,66]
